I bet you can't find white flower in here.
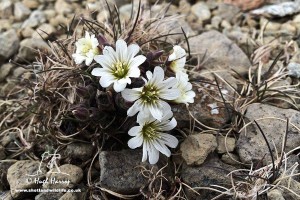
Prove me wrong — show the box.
[121,66,180,121]
[128,107,178,164]
[287,62,300,78]
[168,45,187,75]
[72,31,100,66]
[173,74,195,104]
[91,39,146,92]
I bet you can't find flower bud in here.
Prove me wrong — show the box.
[72,107,90,121]
[97,34,109,46]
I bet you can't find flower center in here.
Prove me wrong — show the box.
[112,61,129,79]
[140,85,159,104]
[82,43,92,55]
[142,123,159,141]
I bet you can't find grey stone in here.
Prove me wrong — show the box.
[181,155,236,200]
[32,23,55,39]
[0,63,13,82]
[237,103,300,163]
[173,80,233,129]
[0,160,17,191]
[221,152,240,166]
[99,150,169,194]
[7,160,47,199]
[13,67,27,78]
[217,136,236,154]
[22,0,40,9]
[267,189,285,200]
[191,2,211,22]
[55,0,73,15]
[43,164,83,189]
[188,30,251,76]
[14,2,31,21]
[59,192,78,200]
[216,3,240,22]
[180,133,217,166]
[22,10,46,28]
[0,29,20,63]
[0,19,12,32]
[63,142,94,161]
[35,192,64,200]
[0,0,13,19]
[16,38,51,62]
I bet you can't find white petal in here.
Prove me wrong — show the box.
[129,55,146,69]
[127,43,140,59]
[161,107,173,121]
[113,82,127,92]
[159,118,177,131]
[151,66,164,84]
[117,77,131,84]
[128,126,141,136]
[160,133,178,148]
[127,100,142,116]
[148,143,160,164]
[149,104,163,121]
[116,39,127,61]
[85,57,93,66]
[137,109,153,124]
[72,54,85,64]
[159,88,180,100]
[100,75,115,87]
[128,67,141,78]
[161,77,178,89]
[146,71,153,80]
[103,46,117,63]
[153,140,171,157]
[142,142,148,162]
[91,68,106,76]
[128,136,143,149]
[121,88,141,102]
[85,31,90,39]
[94,55,112,69]
[157,100,171,116]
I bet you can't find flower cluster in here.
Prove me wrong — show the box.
[73,34,195,164]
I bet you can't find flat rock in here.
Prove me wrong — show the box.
[54,0,73,15]
[99,150,170,194]
[181,155,236,200]
[237,103,300,163]
[22,0,40,9]
[62,142,94,161]
[16,38,51,62]
[180,133,217,166]
[32,23,55,39]
[22,10,46,28]
[35,192,64,200]
[216,136,236,154]
[0,63,13,82]
[14,2,31,21]
[191,2,211,21]
[7,160,47,199]
[172,80,233,129]
[0,160,17,191]
[188,30,251,76]
[267,189,285,200]
[0,0,13,19]
[43,164,83,189]
[0,29,20,63]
